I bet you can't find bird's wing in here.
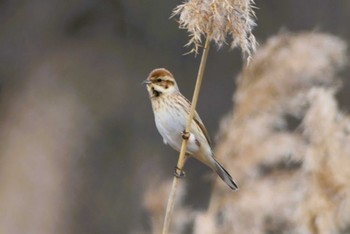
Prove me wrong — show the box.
[181,94,212,147]
[193,111,212,147]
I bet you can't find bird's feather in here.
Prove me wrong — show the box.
[180,93,212,147]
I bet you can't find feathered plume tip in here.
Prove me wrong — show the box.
[172,0,257,60]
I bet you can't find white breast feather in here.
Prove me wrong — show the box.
[154,104,200,155]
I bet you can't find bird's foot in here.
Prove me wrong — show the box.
[182,130,190,140]
[174,166,186,178]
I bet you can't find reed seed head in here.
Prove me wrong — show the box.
[172,0,257,60]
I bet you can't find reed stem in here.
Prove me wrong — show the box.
[162,37,211,234]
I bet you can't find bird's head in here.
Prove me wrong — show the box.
[143,68,179,98]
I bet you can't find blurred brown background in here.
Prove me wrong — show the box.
[0,1,349,234]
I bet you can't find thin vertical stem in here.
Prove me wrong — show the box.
[162,37,211,234]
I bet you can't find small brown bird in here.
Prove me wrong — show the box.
[144,68,238,190]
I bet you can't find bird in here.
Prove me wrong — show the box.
[143,68,238,190]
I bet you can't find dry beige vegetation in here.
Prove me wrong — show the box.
[144,31,350,234]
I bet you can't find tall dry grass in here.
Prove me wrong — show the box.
[143,31,350,234]
[161,1,257,233]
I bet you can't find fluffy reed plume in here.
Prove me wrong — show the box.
[143,180,196,234]
[160,1,257,233]
[297,88,350,234]
[143,31,349,233]
[195,32,349,234]
[172,0,257,58]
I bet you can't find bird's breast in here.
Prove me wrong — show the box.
[152,98,186,151]
[151,95,207,156]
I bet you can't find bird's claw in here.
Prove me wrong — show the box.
[182,130,190,140]
[174,166,186,178]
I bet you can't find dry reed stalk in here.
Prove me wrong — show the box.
[162,36,211,234]
[136,1,258,233]
[143,180,193,234]
[161,1,257,233]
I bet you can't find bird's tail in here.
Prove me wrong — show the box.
[212,158,238,190]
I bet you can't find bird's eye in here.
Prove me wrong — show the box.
[157,78,162,82]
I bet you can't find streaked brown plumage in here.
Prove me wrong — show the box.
[144,68,238,190]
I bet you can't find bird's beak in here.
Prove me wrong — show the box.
[142,79,151,85]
